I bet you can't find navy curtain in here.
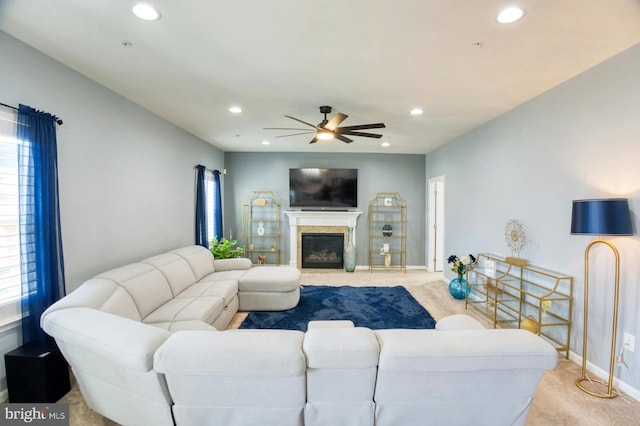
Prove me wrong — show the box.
[18,104,65,344]
[212,170,223,241]
[195,165,208,247]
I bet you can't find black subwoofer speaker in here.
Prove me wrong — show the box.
[5,342,71,403]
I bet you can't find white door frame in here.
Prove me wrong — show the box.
[427,176,445,272]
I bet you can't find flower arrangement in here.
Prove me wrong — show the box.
[447,254,476,279]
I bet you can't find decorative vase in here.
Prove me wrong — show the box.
[344,227,356,273]
[382,224,393,237]
[449,274,469,300]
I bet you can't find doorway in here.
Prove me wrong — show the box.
[427,176,445,272]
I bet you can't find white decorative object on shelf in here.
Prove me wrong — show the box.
[257,221,265,236]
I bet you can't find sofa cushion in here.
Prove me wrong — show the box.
[141,253,197,297]
[143,297,224,325]
[201,270,249,283]
[170,245,215,281]
[97,263,173,319]
[41,278,141,322]
[238,266,301,292]
[177,280,238,306]
[304,327,379,369]
[149,320,217,332]
[154,329,306,376]
[375,329,558,372]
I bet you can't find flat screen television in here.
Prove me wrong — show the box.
[289,168,357,208]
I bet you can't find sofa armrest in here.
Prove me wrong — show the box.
[435,314,485,331]
[213,257,253,272]
[41,307,171,372]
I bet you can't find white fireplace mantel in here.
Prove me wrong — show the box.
[285,210,362,267]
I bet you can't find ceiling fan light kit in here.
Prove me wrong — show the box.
[265,106,385,144]
[317,129,334,140]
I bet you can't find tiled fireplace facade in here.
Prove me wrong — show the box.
[284,211,362,268]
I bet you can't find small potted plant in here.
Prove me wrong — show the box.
[209,237,245,259]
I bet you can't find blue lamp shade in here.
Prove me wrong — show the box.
[571,198,633,236]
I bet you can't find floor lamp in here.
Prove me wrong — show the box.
[570,198,633,398]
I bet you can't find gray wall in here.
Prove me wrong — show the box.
[426,43,640,394]
[224,152,426,267]
[0,32,223,394]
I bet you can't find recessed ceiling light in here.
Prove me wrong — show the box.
[381,142,390,147]
[228,106,242,113]
[262,141,270,145]
[132,4,161,21]
[410,108,423,116]
[497,7,524,24]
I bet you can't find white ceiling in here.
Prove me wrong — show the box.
[1,1,640,154]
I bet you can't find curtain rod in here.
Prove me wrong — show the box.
[195,164,222,174]
[0,102,64,125]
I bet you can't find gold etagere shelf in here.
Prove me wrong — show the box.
[241,191,281,266]
[465,253,573,358]
[368,192,407,272]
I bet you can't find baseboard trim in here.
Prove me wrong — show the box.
[568,350,640,401]
[353,265,428,271]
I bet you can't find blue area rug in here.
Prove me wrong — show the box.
[239,285,436,331]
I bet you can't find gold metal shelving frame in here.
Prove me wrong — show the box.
[367,192,407,272]
[465,253,573,358]
[241,191,281,266]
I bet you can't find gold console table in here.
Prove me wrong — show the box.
[465,253,573,358]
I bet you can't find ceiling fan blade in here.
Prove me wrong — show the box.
[285,115,319,129]
[335,134,354,144]
[275,132,316,138]
[336,123,386,131]
[324,113,348,131]
[264,127,313,130]
[339,131,383,139]
[309,136,319,144]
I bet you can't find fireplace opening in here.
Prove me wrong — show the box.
[301,233,344,269]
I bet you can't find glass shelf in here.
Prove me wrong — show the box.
[368,192,407,272]
[465,253,573,358]
[242,191,281,265]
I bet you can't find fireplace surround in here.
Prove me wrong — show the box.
[284,211,362,268]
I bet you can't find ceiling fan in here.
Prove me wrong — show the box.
[265,105,385,144]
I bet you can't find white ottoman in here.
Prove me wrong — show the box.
[238,266,301,311]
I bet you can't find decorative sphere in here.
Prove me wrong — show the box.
[521,317,539,333]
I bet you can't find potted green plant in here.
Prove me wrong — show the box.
[209,237,245,259]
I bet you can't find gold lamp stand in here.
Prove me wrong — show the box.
[575,237,620,398]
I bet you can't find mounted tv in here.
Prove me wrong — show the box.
[289,168,357,208]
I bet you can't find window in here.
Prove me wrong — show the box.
[206,170,215,243]
[0,109,22,328]
[205,170,222,243]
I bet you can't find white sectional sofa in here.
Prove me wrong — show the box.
[41,246,558,426]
